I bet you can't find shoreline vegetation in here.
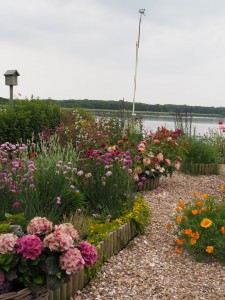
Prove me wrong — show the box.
[1,97,225,117]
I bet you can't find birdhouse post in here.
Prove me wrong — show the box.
[4,70,20,108]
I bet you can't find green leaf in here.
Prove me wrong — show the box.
[0,253,13,266]
[33,275,44,285]
[0,223,10,233]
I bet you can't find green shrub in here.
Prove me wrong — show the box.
[172,193,225,263]
[0,100,60,144]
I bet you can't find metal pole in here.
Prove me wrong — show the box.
[132,9,145,116]
[10,85,13,108]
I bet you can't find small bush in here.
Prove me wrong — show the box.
[172,191,225,263]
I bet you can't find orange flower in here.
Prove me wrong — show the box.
[190,238,197,245]
[176,207,180,213]
[220,185,224,191]
[175,248,182,254]
[206,246,214,253]
[184,228,192,235]
[178,201,185,208]
[191,232,200,240]
[184,216,189,221]
[194,191,199,197]
[196,201,202,207]
[176,216,182,223]
[221,227,225,235]
[200,218,213,228]
[176,239,183,245]
[201,194,208,199]
[191,210,198,215]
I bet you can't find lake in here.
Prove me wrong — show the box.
[142,115,224,136]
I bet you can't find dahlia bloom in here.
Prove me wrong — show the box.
[0,233,19,255]
[17,235,43,260]
[59,248,85,275]
[78,241,98,267]
[27,217,53,236]
[54,224,79,241]
[44,231,74,252]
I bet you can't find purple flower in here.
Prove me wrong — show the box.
[106,171,112,177]
[141,176,147,181]
[77,171,84,176]
[134,155,140,161]
[138,182,143,187]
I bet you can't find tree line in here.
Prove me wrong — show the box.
[1,97,225,115]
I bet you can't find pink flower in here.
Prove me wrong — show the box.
[17,235,43,260]
[157,153,164,162]
[59,248,85,275]
[56,196,61,204]
[54,224,79,241]
[165,159,171,166]
[0,233,19,254]
[78,241,98,267]
[44,231,74,252]
[106,171,112,177]
[175,161,181,170]
[27,217,53,236]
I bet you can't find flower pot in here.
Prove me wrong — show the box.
[138,176,160,191]
[0,286,49,300]
[180,163,220,175]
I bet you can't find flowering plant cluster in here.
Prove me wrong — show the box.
[133,127,189,188]
[171,188,225,262]
[0,217,98,295]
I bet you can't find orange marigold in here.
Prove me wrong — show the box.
[191,210,198,215]
[175,207,180,213]
[175,248,182,254]
[221,227,225,235]
[176,216,182,223]
[196,201,202,207]
[178,201,185,208]
[190,238,197,245]
[184,216,189,221]
[194,191,199,197]
[206,246,214,253]
[201,194,208,199]
[220,185,224,191]
[184,228,192,235]
[191,232,200,240]
[176,239,183,245]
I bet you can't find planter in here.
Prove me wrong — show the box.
[180,163,220,175]
[138,176,160,191]
[0,285,49,300]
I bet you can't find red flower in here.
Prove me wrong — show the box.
[218,122,223,125]
[100,142,106,148]
[29,152,36,158]
[123,137,128,141]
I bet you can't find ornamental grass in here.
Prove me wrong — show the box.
[172,190,225,263]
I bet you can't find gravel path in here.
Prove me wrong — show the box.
[76,171,225,300]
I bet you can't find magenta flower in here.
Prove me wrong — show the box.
[78,241,98,267]
[12,201,20,209]
[17,235,43,260]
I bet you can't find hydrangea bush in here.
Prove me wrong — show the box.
[0,217,98,295]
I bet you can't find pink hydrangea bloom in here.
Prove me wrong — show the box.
[78,241,98,266]
[44,231,74,252]
[59,248,84,275]
[54,224,79,241]
[27,217,53,236]
[0,233,19,255]
[17,235,43,260]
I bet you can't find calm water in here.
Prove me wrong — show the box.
[142,115,224,136]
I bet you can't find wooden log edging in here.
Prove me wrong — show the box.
[180,163,220,175]
[49,221,138,300]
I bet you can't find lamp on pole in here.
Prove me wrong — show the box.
[132,9,145,116]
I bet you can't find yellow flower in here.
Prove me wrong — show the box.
[200,218,213,228]
[206,246,214,253]
[190,238,196,245]
[201,193,208,199]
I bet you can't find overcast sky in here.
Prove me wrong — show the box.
[1,0,225,107]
